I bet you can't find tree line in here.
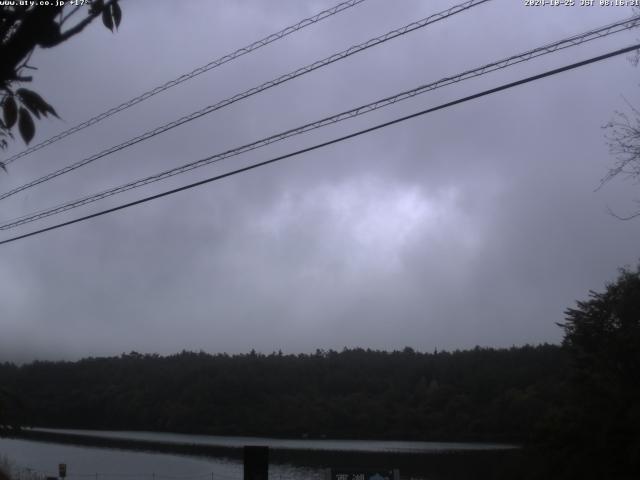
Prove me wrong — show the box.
[0,264,638,479]
[0,344,568,442]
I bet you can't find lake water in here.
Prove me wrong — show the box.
[0,429,519,480]
[30,428,516,454]
[0,436,316,480]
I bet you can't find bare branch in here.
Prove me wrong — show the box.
[606,204,640,220]
[600,105,640,189]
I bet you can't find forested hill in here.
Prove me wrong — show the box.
[0,345,568,442]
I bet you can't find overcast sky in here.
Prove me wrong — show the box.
[1,0,639,362]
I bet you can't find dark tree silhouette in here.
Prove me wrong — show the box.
[561,264,640,391]
[0,345,568,442]
[542,264,640,479]
[0,386,23,433]
[0,0,122,169]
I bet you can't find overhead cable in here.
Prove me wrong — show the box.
[2,15,638,230]
[1,43,638,246]
[1,0,369,166]
[0,0,491,201]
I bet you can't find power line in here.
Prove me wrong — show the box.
[1,43,637,247]
[1,0,368,167]
[0,0,491,202]
[2,15,638,230]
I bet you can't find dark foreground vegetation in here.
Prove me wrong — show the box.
[1,264,639,479]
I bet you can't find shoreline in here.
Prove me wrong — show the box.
[3,429,524,472]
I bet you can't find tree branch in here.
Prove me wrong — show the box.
[58,0,117,43]
[0,7,62,82]
[606,205,640,221]
[59,5,82,27]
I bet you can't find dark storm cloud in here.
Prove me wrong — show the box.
[1,0,639,361]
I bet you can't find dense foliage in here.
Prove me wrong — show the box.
[533,265,640,479]
[1,0,122,166]
[0,344,568,442]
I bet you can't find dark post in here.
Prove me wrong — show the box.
[243,446,268,480]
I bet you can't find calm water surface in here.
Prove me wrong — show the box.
[0,436,319,480]
[0,430,518,480]
[31,428,516,453]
